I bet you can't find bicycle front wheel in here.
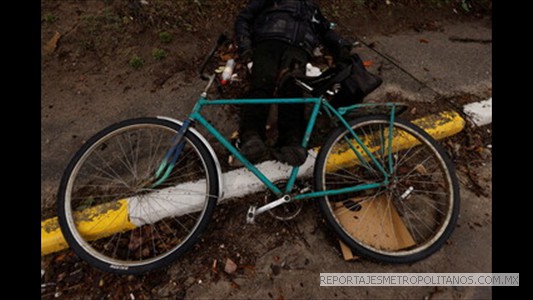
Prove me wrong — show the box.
[314,116,459,263]
[57,118,219,274]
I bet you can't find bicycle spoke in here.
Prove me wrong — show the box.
[61,120,217,271]
[319,117,457,261]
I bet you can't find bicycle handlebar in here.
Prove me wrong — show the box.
[199,34,229,81]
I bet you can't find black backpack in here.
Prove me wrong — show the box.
[331,53,383,108]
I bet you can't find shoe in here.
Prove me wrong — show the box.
[274,131,308,166]
[239,131,268,164]
[273,145,307,166]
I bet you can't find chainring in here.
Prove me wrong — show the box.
[263,179,305,221]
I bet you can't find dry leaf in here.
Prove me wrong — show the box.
[363,60,374,68]
[224,258,238,274]
[45,31,61,53]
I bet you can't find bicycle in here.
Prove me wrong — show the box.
[57,35,460,275]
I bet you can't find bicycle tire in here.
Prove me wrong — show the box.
[57,118,219,274]
[314,115,460,263]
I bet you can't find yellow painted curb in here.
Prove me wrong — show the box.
[41,217,69,256]
[326,110,465,171]
[41,110,465,256]
[412,110,465,140]
[41,199,136,255]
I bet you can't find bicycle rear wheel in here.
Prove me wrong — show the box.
[57,118,219,274]
[314,116,459,263]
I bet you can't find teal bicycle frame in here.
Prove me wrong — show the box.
[156,93,398,202]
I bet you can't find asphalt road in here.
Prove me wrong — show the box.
[356,19,492,102]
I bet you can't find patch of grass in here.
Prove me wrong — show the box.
[44,14,58,23]
[159,31,172,43]
[129,55,144,69]
[152,48,167,60]
[77,8,124,55]
[81,9,122,35]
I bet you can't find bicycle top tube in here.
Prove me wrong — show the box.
[180,94,395,198]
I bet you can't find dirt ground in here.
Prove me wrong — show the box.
[41,1,493,299]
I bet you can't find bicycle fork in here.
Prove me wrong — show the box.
[151,119,193,187]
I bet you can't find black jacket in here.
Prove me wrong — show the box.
[235,0,351,56]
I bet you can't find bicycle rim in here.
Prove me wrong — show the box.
[61,120,215,269]
[318,117,457,259]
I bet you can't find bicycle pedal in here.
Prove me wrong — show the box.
[246,206,257,224]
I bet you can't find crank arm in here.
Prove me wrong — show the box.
[246,195,291,224]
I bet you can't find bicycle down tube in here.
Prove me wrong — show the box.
[167,95,392,200]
